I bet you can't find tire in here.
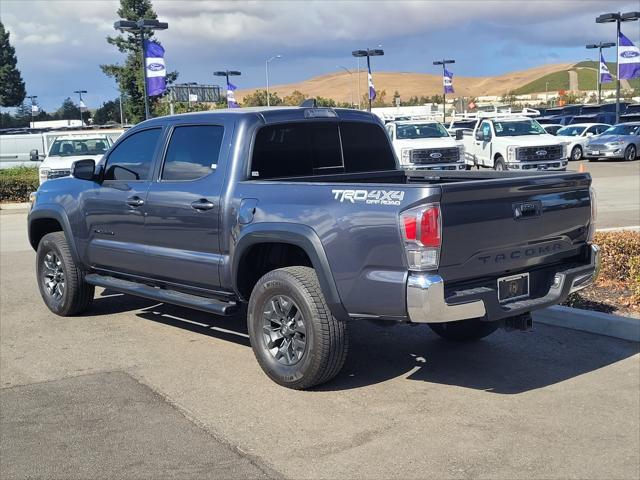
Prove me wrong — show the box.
[247,266,348,389]
[36,232,94,316]
[493,156,507,171]
[624,144,637,161]
[571,145,582,161]
[428,318,499,342]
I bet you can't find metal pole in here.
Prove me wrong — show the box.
[615,16,621,123]
[187,84,192,111]
[78,91,83,126]
[357,57,361,110]
[545,81,549,104]
[597,47,602,103]
[366,54,372,112]
[442,62,446,123]
[266,60,270,107]
[140,29,150,120]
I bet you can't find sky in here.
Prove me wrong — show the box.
[2,0,639,111]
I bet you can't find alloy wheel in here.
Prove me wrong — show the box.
[261,295,307,365]
[42,251,65,300]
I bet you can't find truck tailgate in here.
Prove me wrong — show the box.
[438,173,592,282]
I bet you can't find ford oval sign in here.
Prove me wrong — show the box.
[536,150,547,156]
[148,63,165,72]
[429,152,443,159]
[621,51,639,59]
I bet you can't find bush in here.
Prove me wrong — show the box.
[593,231,640,284]
[0,167,39,202]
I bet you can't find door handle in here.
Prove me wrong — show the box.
[126,196,145,208]
[191,199,216,211]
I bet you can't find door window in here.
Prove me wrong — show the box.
[162,125,224,181]
[103,128,161,181]
[480,122,492,139]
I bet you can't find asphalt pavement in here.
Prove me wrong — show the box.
[1,209,639,479]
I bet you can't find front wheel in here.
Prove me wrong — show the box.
[571,145,582,161]
[247,266,349,389]
[428,318,499,342]
[625,144,637,161]
[493,156,507,171]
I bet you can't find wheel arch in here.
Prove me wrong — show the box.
[28,206,80,263]
[233,223,348,321]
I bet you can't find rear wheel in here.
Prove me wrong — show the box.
[36,232,94,316]
[247,266,348,389]
[571,145,582,161]
[493,156,506,171]
[625,144,637,161]
[428,318,499,342]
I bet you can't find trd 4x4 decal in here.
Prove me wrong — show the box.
[331,189,405,206]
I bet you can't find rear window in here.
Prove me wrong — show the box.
[250,121,395,179]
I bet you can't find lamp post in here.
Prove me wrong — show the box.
[337,65,354,107]
[545,81,549,105]
[214,70,241,107]
[595,11,640,123]
[113,19,169,120]
[27,95,37,128]
[433,59,455,123]
[265,55,282,107]
[586,41,616,103]
[73,90,87,127]
[351,48,384,112]
[184,82,197,111]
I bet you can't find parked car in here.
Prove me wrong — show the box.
[585,122,640,161]
[619,104,640,123]
[462,111,568,171]
[385,120,466,171]
[28,106,599,389]
[542,124,564,136]
[555,123,610,160]
[38,134,117,184]
[0,131,47,169]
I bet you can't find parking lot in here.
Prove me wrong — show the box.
[1,161,639,479]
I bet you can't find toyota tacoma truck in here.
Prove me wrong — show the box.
[385,120,466,171]
[462,110,569,171]
[28,105,599,389]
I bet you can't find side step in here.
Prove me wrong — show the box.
[85,274,237,316]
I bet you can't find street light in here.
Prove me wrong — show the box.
[214,70,241,107]
[433,59,455,123]
[27,95,37,128]
[182,82,198,111]
[265,55,282,107]
[586,42,616,103]
[352,48,384,112]
[595,11,640,122]
[113,19,169,120]
[73,90,87,127]
[337,65,354,108]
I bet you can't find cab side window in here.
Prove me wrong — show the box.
[161,125,224,181]
[103,128,162,181]
[481,122,492,139]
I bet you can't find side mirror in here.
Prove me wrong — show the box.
[30,149,39,161]
[586,132,594,137]
[455,130,464,141]
[475,130,484,141]
[71,159,96,181]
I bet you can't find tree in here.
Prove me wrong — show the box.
[94,99,123,124]
[283,90,307,106]
[241,89,283,107]
[500,90,518,107]
[0,22,26,107]
[100,0,177,123]
[56,97,83,121]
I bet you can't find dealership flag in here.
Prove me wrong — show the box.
[618,31,640,80]
[600,53,613,83]
[443,68,454,94]
[227,81,239,108]
[144,40,167,96]
[368,64,376,101]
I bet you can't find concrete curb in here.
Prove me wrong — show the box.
[0,202,30,211]
[533,305,640,342]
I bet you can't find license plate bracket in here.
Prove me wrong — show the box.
[498,273,530,303]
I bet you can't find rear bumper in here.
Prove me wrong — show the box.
[407,244,600,324]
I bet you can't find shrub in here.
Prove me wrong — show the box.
[593,231,640,284]
[0,167,39,202]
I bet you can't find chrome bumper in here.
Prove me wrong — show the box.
[406,244,600,324]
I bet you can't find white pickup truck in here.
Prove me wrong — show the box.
[385,120,466,171]
[462,111,569,171]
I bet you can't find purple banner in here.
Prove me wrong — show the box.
[144,40,167,96]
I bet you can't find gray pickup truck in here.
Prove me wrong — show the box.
[28,106,600,389]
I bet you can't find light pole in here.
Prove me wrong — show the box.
[545,81,549,105]
[184,82,197,111]
[586,41,616,103]
[337,65,354,107]
[595,11,640,123]
[113,19,169,120]
[352,48,384,112]
[433,59,455,123]
[27,95,37,127]
[214,70,241,107]
[73,90,87,126]
[265,55,282,107]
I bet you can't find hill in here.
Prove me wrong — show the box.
[236,63,575,103]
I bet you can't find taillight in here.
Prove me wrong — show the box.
[400,204,442,271]
[587,187,597,242]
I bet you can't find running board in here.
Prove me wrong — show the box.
[85,274,237,316]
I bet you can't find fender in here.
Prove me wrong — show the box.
[232,222,349,321]
[28,204,81,264]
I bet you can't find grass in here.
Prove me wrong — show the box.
[512,70,570,95]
